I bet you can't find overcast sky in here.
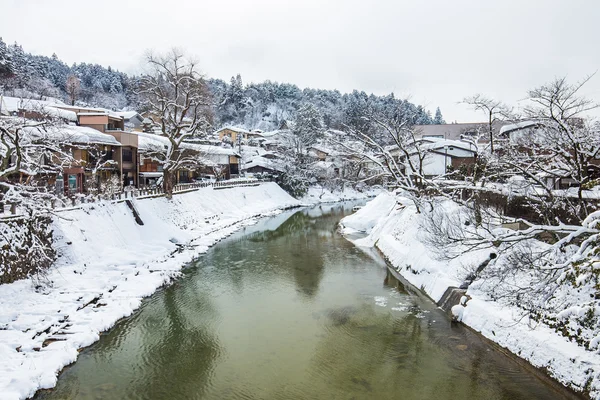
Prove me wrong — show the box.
[2,0,600,121]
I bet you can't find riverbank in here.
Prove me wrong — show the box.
[340,192,600,399]
[300,184,382,205]
[0,183,300,400]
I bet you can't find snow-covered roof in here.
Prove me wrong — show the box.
[77,112,124,121]
[1,96,67,112]
[242,157,285,173]
[24,124,121,146]
[499,120,540,135]
[41,107,77,122]
[0,96,78,122]
[116,111,142,120]
[54,104,123,120]
[413,122,506,140]
[136,132,240,156]
[259,130,282,138]
[417,137,477,153]
[215,126,251,135]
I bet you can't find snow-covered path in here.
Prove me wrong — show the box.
[0,183,300,400]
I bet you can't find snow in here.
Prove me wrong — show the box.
[417,137,477,153]
[499,120,539,135]
[340,192,600,398]
[215,126,251,134]
[136,132,238,156]
[338,191,397,235]
[136,132,239,166]
[1,96,77,122]
[115,111,140,120]
[24,124,121,146]
[0,183,300,400]
[451,304,465,321]
[242,156,285,173]
[300,185,383,205]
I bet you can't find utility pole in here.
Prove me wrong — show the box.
[237,131,243,178]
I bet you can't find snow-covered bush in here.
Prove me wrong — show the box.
[0,214,55,284]
[277,169,310,198]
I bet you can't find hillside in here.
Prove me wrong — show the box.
[0,38,443,131]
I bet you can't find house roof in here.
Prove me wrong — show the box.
[249,129,282,139]
[77,112,111,117]
[499,120,540,135]
[418,137,477,153]
[215,126,251,135]
[116,111,142,120]
[242,157,285,173]
[385,138,477,158]
[77,112,124,122]
[0,96,78,122]
[56,105,123,120]
[413,122,505,140]
[136,132,240,156]
[24,124,121,146]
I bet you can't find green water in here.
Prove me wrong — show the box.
[37,203,580,400]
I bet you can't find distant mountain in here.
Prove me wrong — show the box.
[0,38,443,131]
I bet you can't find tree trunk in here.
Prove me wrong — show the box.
[489,115,494,154]
[163,168,175,199]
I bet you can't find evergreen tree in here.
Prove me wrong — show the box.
[433,107,446,124]
[0,37,14,79]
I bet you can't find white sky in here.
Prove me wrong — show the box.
[2,0,600,121]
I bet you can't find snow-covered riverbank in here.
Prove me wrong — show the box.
[0,183,300,400]
[300,184,382,205]
[340,192,600,399]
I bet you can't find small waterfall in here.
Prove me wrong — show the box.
[437,287,467,313]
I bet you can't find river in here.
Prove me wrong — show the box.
[36,202,581,400]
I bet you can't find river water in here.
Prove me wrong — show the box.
[37,202,581,400]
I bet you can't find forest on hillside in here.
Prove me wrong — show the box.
[0,38,445,131]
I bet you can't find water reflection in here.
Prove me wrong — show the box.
[37,201,581,400]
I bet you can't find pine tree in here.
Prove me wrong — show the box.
[433,107,446,124]
[0,37,14,79]
[292,103,324,152]
[228,73,245,106]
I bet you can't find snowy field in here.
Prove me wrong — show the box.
[340,192,600,399]
[0,183,300,400]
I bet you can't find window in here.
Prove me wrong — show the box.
[123,148,133,162]
[68,175,77,190]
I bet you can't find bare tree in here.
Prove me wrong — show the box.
[332,104,445,211]
[66,74,80,106]
[462,94,512,153]
[0,115,75,284]
[418,78,600,347]
[138,49,213,198]
[482,76,600,223]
